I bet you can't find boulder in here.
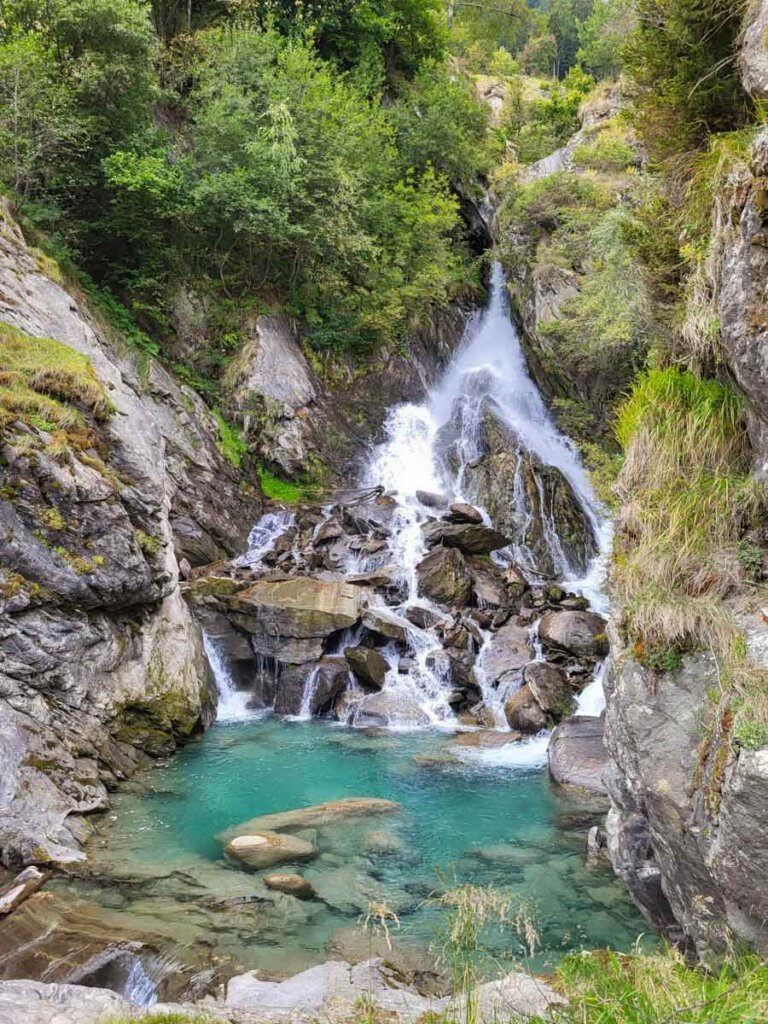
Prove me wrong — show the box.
[352,691,430,729]
[362,829,407,857]
[539,610,609,660]
[422,520,509,555]
[346,567,398,588]
[523,661,574,718]
[218,797,401,842]
[468,556,509,608]
[404,605,447,630]
[361,607,412,644]
[416,547,472,607]
[264,873,316,899]
[477,621,531,686]
[225,831,318,870]
[0,981,133,1024]
[504,686,548,734]
[549,716,609,795]
[273,658,350,717]
[416,491,449,509]
[228,577,362,662]
[345,646,390,689]
[446,502,484,525]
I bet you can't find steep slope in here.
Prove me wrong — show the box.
[0,203,261,868]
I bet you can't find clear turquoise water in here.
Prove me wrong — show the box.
[81,716,654,977]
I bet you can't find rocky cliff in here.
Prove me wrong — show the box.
[0,203,261,869]
[603,6,768,958]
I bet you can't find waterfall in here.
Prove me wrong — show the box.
[203,634,254,723]
[355,262,610,729]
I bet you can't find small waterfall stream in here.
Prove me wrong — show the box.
[211,263,611,743]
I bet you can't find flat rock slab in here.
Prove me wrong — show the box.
[0,980,133,1024]
[549,716,609,795]
[422,521,509,555]
[218,797,401,843]
[362,607,414,643]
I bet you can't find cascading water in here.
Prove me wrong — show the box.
[209,263,611,737]
[349,262,611,734]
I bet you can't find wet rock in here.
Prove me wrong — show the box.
[523,662,574,718]
[416,547,473,607]
[504,686,548,734]
[352,691,430,729]
[273,658,350,717]
[539,609,609,660]
[468,556,509,608]
[0,866,47,916]
[416,490,449,509]
[422,520,509,555]
[313,519,345,545]
[228,577,363,662]
[453,730,523,748]
[446,502,484,525]
[361,607,412,644]
[264,873,316,899]
[504,564,529,600]
[405,602,448,626]
[224,831,318,870]
[346,566,398,588]
[362,829,406,856]
[549,716,609,795]
[478,621,531,686]
[218,798,401,842]
[345,646,389,689]
[454,403,597,575]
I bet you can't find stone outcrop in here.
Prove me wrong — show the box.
[548,716,609,795]
[223,303,470,484]
[0,203,260,868]
[416,546,473,606]
[539,609,609,660]
[741,0,768,100]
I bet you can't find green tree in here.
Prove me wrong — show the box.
[577,0,633,78]
[622,0,749,162]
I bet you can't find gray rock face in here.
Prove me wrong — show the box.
[603,642,768,954]
[345,646,389,689]
[548,716,609,795]
[0,203,259,867]
[0,980,134,1024]
[741,1,768,100]
[478,621,532,687]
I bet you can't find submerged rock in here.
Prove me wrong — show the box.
[224,831,317,870]
[264,873,316,899]
[218,797,401,843]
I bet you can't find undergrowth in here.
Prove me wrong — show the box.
[0,323,112,435]
[615,366,768,746]
[258,466,315,505]
[546,947,768,1024]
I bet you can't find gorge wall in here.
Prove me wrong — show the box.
[496,2,768,958]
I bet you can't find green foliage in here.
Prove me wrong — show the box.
[257,466,314,504]
[622,0,750,164]
[549,948,768,1024]
[506,66,594,162]
[213,410,247,469]
[576,0,634,79]
[0,322,112,434]
[571,119,638,172]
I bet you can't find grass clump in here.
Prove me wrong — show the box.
[0,323,112,434]
[615,365,768,745]
[572,119,639,173]
[213,409,247,470]
[547,947,768,1024]
[257,467,314,505]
